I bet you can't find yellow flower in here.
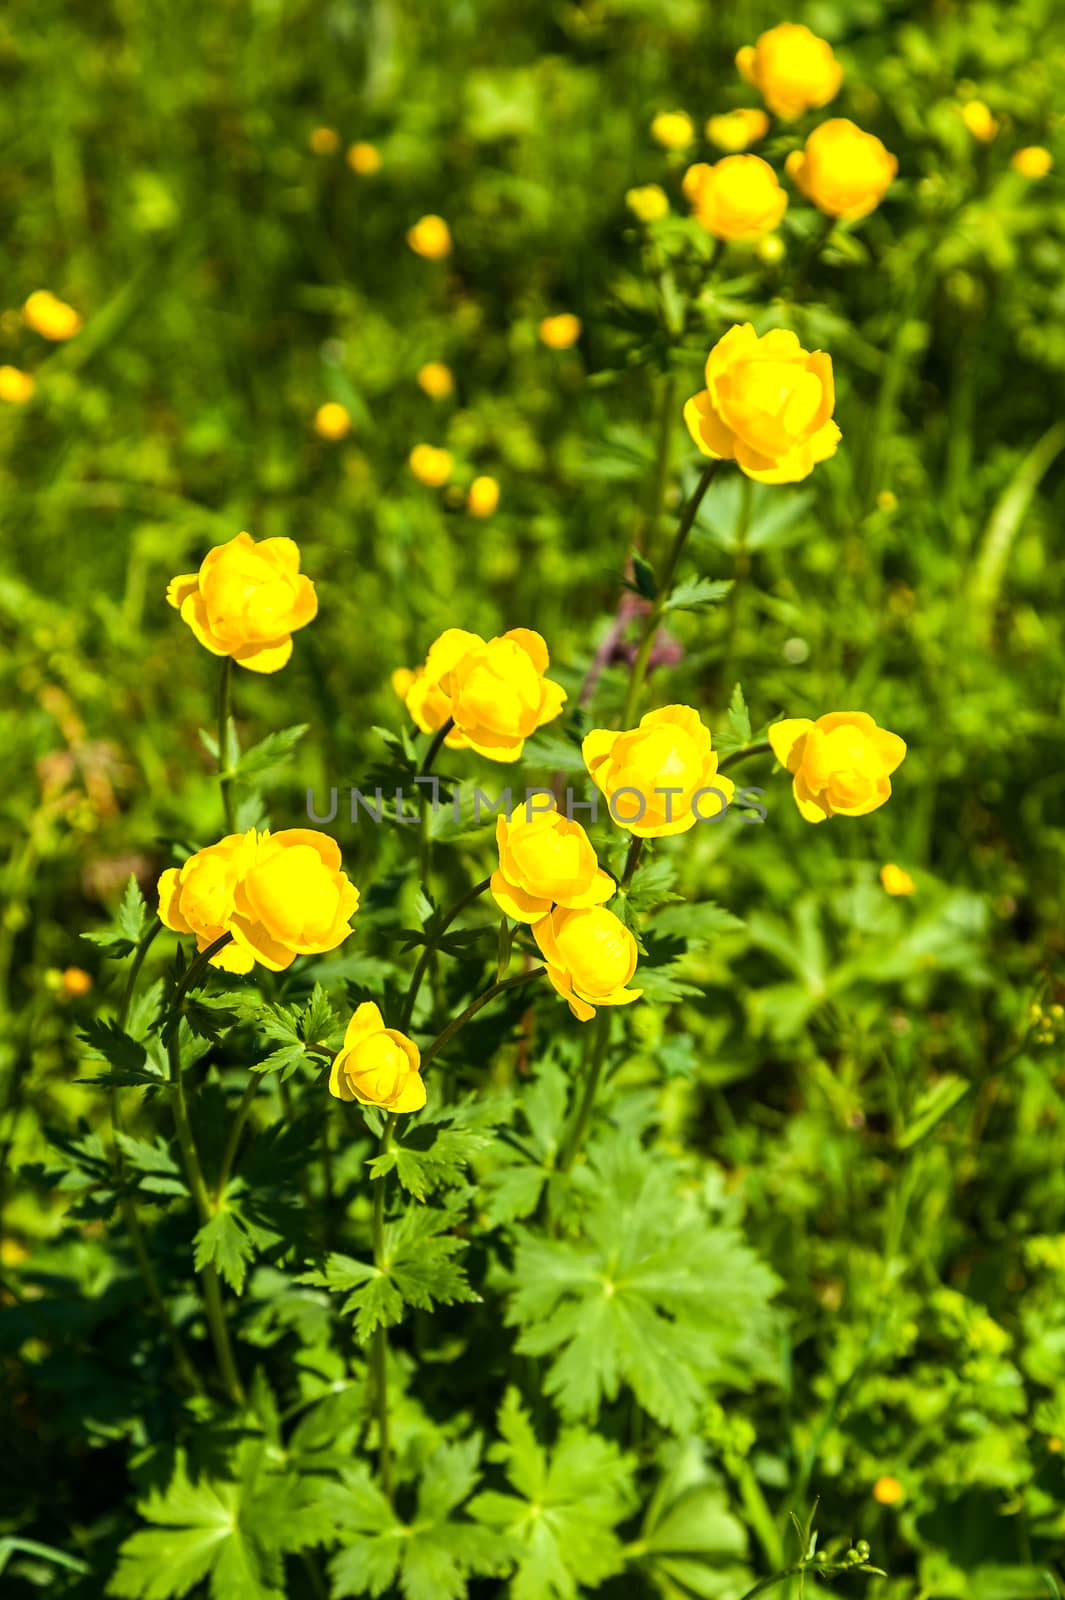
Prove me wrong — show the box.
[757,234,785,265]
[625,184,670,222]
[393,631,478,750]
[786,119,897,221]
[309,126,340,155]
[705,108,771,153]
[651,110,695,150]
[0,366,36,404]
[1012,145,1053,178]
[409,443,453,486]
[407,214,452,259]
[447,628,566,760]
[582,705,735,837]
[960,100,996,142]
[329,1002,425,1111]
[166,531,317,673]
[684,323,840,484]
[683,155,788,240]
[417,361,454,398]
[539,313,582,350]
[347,140,382,175]
[467,475,500,517]
[491,805,615,924]
[533,905,642,1022]
[158,833,260,973]
[314,401,351,440]
[769,712,906,823]
[880,864,915,897]
[736,23,842,121]
[23,290,82,341]
[61,966,93,997]
[873,1475,904,1506]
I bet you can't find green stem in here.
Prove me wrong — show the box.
[721,473,753,687]
[557,1008,611,1176]
[214,1078,259,1207]
[643,370,681,572]
[718,740,773,774]
[620,837,643,892]
[737,1560,878,1600]
[371,1116,396,1505]
[419,968,544,1074]
[401,876,492,1032]
[217,656,236,833]
[420,717,453,780]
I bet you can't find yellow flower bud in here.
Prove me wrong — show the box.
[583,705,735,837]
[873,1475,903,1506]
[23,290,82,342]
[756,233,785,265]
[539,313,582,350]
[347,140,382,175]
[684,323,840,484]
[166,532,317,673]
[466,475,500,518]
[769,712,906,823]
[314,401,351,440]
[0,365,36,404]
[533,905,642,1022]
[1011,145,1053,178]
[398,627,566,762]
[960,100,996,142]
[683,155,787,240]
[61,966,94,997]
[407,214,452,259]
[329,1002,425,1111]
[309,126,340,155]
[650,111,695,150]
[880,864,915,896]
[409,443,453,486]
[786,119,898,221]
[705,108,770,153]
[417,361,454,399]
[736,24,842,121]
[491,805,614,924]
[625,184,670,222]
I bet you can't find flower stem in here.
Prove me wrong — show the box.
[620,837,643,892]
[401,876,492,1032]
[420,717,453,780]
[213,1077,259,1207]
[643,369,681,572]
[217,656,236,833]
[419,967,544,1074]
[371,1115,396,1505]
[556,1008,611,1176]
[718,740,773,773]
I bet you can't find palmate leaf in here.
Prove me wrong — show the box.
[82,873,149,958]
[252,983,338,1079]
[481,1063,570,1226]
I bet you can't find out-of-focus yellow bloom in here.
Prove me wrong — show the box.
[736,23,842,121]
[409,443,453,486]
[314,401,351,440]
[397,627,566,762]
[1011,145,1053,178]
[685,323,840,484]
[417,361,454,398]
[539,313,582,350]
[309,126,340,155]
[533,905,642,1022]
[167,532,317,673]
[329,1002,425,1111]
[757,233,786,265]
[0,366,36,404]
[467,475,500,517]
[960,100,996,142]
[706,108,770,153]
[625,183,670,222]
[491,806,614,924]
[786,119,897,220]
[873,1475,904,1506]
[347,140,382,175]
[880,864,915,896]
[651,111,695,150]
[0,1238,28,1266]
[877,489,898,512]
[407,214,452,259]
[61,966,93,997]
[583,705,735,836]
[23,290,82,342]
[769,712,906,823]
[683,155,788,240]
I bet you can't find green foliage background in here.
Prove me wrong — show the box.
[2,1,1065,1597]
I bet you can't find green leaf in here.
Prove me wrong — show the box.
[118,875,150,942]
[115,1134,186,1198]
[79,1018,160,1086]
[632,550,658,600]
[194,1209,257,1293]
[233,724,309,785]
[896,1074,972,1149]
[664,577,733,613]
[253,985,338,1079]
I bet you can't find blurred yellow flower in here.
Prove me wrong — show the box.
[407,214,452,259]
[650,110,695,150]
[625,184,670,222]
[314,401,351,440]
[685,323,840,484]
[398,627,566,762]
[769,712,906,823]
[1011,145,1053,178]
[736,23,842,120]
[880,864,915,896]
[167,531,317,673]
[417,361,454,398]
[533,905,642,1022]
[329,1002,425,1111]
[705,108,770,153]
[61,966,93,997]
[873,1475,904,1505]
[757,233,786,265]
[877,489,898,512]
[409,443,453,486]
[960,100,996,142]
[583,705,735,837]
[0,365,36,404]
[786,119,898,221]
[347,140,382,175]
[539,313,582,350]
[467,475,500,517]
[309,126,340,155]
[683,154,787,239]
[23,290,82,342]
[491,805,614,924]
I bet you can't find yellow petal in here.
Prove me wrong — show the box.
[391,1074,427,1112]
[490,870,552,925]
[232,636,294,674]
[166,574,200,611]
[768,718,814,770]
[329,1054,357,1101]
[344,1001,385,1047]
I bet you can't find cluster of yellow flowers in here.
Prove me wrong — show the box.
[394,626,566,760]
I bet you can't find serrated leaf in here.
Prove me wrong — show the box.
[80,1018,149,1077]
[233,725,309,785]
[118,875,150,942]
[664,577,733,613]
[194,1209,257,1293]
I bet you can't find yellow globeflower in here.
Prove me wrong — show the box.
[873,1475,904,1506]
[166,531,317,673]
[157,833,260,973]
[347,141,382,175]
[625,184,670,222]
[960,100,996,142]
[0,366,36,404]
[329,1002,425,1111]
[407,214,452,259]
[683,154,788,240]
[61,966,94,997]
[736,23,842,120]
[539,313,582,350]
[769,712,906,823]
[786,119,897,221]
[467,475,500,518]
[651,111,695,150]
[491,806,615,924]
[314,401,351,440]
[533,905,642,1022]
[409,443,453,486]
[1012,146,1053,178]
[23,290,82,341]
[583,704,735,837]
[309,126,340,155]
[684,323,840,484]
[398,627,566,762]
[706,108,770,153]
[880,864,915,897]
[417,361,454,399]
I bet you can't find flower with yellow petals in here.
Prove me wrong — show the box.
[0,366,36,404]
[314,402,351,440]
[329,1002,425,1111]
[407,214,452,259]
[960,100,996,142]
[166,532,317,673]
[736,23,842,120]
[880,864,915,896]
[539,313,582,350]
[347,141,382,175]
[467,475,500,518]
[417,361,454,399]
[533,906,642,1022]
[23,290,82,342]
[625,184,670,223]
[786,119,897,221]
[650,111,695,150]
[683,155,788,240]
[409,443,453,486]
[583,705,735,836]
[769,712,906,823]
[705,108,770,153]
[491,806,614,924]
[1011,146,1053,178]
